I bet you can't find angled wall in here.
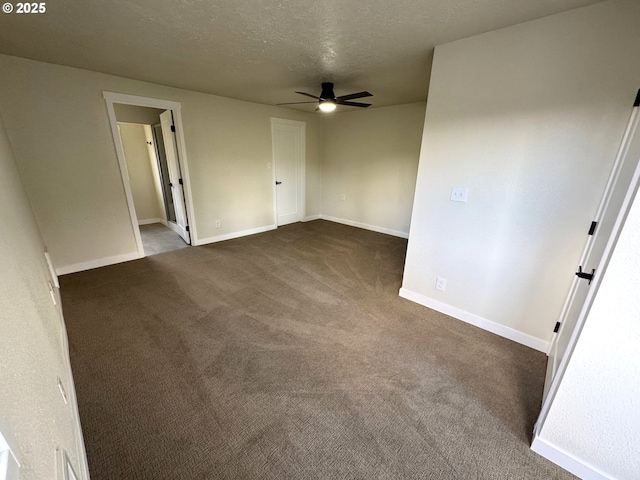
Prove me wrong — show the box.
[0,113,87,478]
[401,0,640,349]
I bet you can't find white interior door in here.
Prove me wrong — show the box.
[159,110,190,244]
[272,119,305,226]
[544,103,640,400]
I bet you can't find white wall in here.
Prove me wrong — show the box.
[401,0,640,349]
[0,113,87,478]
[0,54,322,273]
[321,103,425,236]
[536,171,640,479]
[118,123,164,223]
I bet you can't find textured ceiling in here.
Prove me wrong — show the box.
[0,0,602,111]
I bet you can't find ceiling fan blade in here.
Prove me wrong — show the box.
[336,91,373,101]
[337,101,372,108]
[277,101,318,105]
[295,91,322,100]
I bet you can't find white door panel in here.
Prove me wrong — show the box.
[272,120,305,226]
[544,104,640,400]
[160,110,190,244]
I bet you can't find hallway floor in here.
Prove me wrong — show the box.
[139,222,188,256]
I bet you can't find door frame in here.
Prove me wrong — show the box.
[270,118,306,226]
[103,92,198,256]
[150,123,176,226]
[544,101,640,400]
[533,101,640,439]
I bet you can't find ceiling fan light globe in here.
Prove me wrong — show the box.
[319,101,336,112]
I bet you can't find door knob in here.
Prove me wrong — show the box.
[275,181,282,185]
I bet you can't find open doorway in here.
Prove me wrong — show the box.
[104,93,196,257]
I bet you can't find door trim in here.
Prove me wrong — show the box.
[270,118,306,226]
[533,103,640,439]
[532,158,640,477]
[103,92,198,255]
[159,110,190,244]
[548,103,640,359]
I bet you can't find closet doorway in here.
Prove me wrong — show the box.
[104,92,196,257]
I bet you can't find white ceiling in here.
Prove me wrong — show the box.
[0,0,602,111]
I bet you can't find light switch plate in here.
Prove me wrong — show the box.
[450,186,468,203]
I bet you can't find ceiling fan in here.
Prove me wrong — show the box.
[277,82,372,112]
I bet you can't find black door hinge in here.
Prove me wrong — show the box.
[576,266,595,284]
[588,221,597,235]
[185,226,190,232]
[553,322,561,333]
[171,125,176,133]
[178,178,183,185]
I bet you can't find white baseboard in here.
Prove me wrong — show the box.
[55,219,398,275]
[56,252,142,276]
[137,217,164,226]
[531,435,612,480]
[319,215,409,239]
[196,224,277,246]
[398,287,549,352]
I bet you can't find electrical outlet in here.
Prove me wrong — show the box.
[435,277,447,291]
[340,194,346,201]
[215,220,221,228]
[267,162,271,170]
[450,186,468,203]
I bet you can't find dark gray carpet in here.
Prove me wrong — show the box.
[61,220,574,479]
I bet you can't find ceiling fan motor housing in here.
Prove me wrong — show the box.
[320,82,335,101]
[276,83,371,109]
